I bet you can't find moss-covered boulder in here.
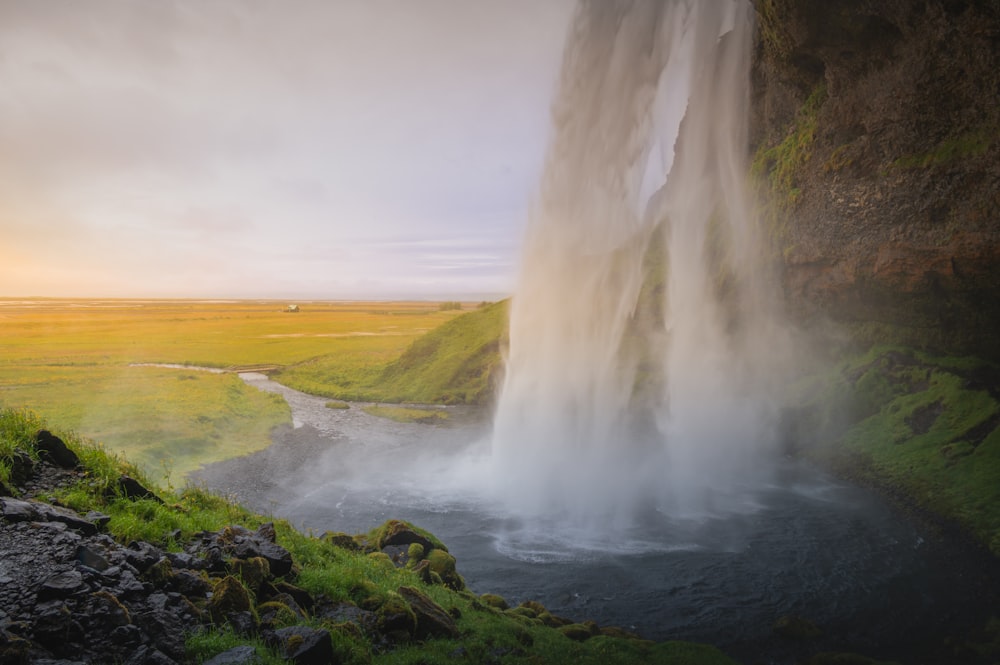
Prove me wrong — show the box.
[207,576,252,625]
[426,549,464,590]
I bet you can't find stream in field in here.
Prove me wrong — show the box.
[190,372,999,663]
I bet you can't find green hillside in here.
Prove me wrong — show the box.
[278,300,509,406]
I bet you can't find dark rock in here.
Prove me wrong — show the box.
[117,476,163,504]
[125,541,164,573]
[124,645,178,665]
[208,576,252,624]
[84,511,111,529]
[381,544,411,567]
[35,430,80,469]
[397,585,459,639]
[322,531,361,551]
[1,497,40,522]
[230,557,270,593]
[267,626,333,665]
[37,570,85,600]
[377,520,436,553]
[76,544,110,572]
[171,569,211,598]
[203,646,261,665]
[9,450,34,486]
[165,551,201,570]
[224,610,258,638]
[2,499,98,535]
[109,624,144,648]
[235,539,293,578]
[313,599,378,633]
[255,522,277,543]
[272,581,314,611]
[32,601,85,651]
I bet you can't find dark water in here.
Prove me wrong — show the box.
[193,373,999,663]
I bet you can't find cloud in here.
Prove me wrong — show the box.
[0,0,573,298]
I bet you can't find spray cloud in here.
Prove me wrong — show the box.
[491,0,794,526]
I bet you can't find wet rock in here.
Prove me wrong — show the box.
[171,569,212,598]
[9,449,35,487]
[397,585,459,639]
[35,430,80,469]
[235,539,292,578]
[1,497,40,522]
[32,601,85,651]
[77,544,110,572]
[1,498,98,535]
[272,581,314,611]
[85,511,111,529]
[225,610,258,638]
[376,519,437,553]
[267,626,333,665]
[37,570,85,601]
[230,557,269,593]
[125,541,164,573]
[123,645,177,665]
[203,645,261,665]
[313,599,378,634]
[208,576,252,624]
[321,531,361,551]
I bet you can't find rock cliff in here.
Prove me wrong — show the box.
[749,0,1000,358]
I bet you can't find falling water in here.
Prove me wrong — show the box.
[491,0,793,525]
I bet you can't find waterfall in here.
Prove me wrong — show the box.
[491,0,791,525]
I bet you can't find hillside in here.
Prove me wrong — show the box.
[277,301,508,406]
[0,407,736,665]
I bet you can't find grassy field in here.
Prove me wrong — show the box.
[277,299,508,405]
[0,298,468,480]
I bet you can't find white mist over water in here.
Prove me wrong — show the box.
[491,0,794,525]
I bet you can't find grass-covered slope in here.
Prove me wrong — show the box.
[792,346,1000,556]
[278,300,508,406]
[0,407,736,664]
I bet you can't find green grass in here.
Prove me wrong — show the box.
[800,347,1000,555]
[0,407,737,665]
[278,300,509,405]
[890,126,996,170]
[0,298,466,481]
[362,405,449,424]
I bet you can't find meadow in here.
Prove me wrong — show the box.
[0,298,466,480]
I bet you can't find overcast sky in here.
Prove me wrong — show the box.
[0,1,574,300]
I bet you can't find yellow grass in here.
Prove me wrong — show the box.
[0,298,465,481]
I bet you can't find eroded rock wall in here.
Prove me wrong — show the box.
[750,0,1000,358]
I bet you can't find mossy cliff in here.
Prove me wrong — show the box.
[750,1,1000,359]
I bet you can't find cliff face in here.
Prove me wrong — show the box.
[749,0,1000,358]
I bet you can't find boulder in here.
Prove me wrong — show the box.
[207,576,252,624]
[267,626,333,665]
[397,585,459,639]
[9,449,35,486]
[117,476,163,504]
[37,570,85,601]
[203,646,261,665]
[35,430,80,469]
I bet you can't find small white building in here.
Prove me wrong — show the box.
[286,304,300,313]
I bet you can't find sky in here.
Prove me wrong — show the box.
[0,1,574,300]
